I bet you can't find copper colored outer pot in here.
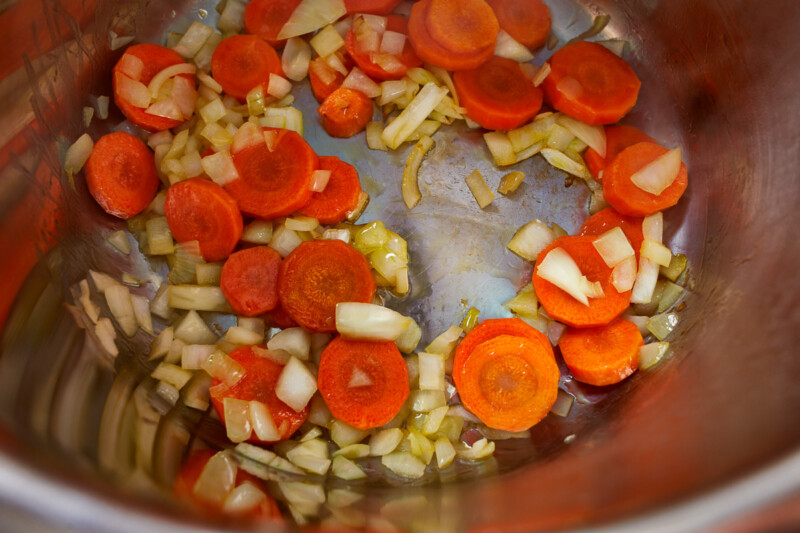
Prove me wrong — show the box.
[0,0,798,532]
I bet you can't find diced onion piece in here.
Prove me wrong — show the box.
[249,400,281,442]
[196,263,223,286]
[425,325,463,358]
[152,362,192,391]
[174,310,218,344]
[285,216,319,232]
[507,219,556,262]
[95,317,119,356]
[497,171,525,195]
[278,0,346,39]
[370,428,403,456]
[346,190,370,222]
[173,21,214,58]
[117,53,145,81]
[418,352,445,391]
[225,326,264,346]
[377,79,407,106]
[64,133,94,177]
[380,30,406,56]
[657,281,684,313]
[200,98,227,124]
[252,345,291,366]
[335,302,412,341]
[456,437,495,461]
[193,450,236,505]
[217,0,246,32]
[105,284,138,337]
[483,131,516,167]
[421,406,449,435]
[269,224,303,257]
[366,121,388,151]
[168,285,232,313]
[115,73,151,108]
[401,135,434,209]
[201,150,240,186]
[550,389,575,417]
[202,350,245,387]
[169,241,204,285]
[434,437,456,469]
[639,341,670,370]
[341,67,381,98]
[382,83,447,149]
[592,227,635,268]
[661,253,687,282]
[96,95,110,119]
[287,438,332,475]
[310,24,344,57]
[263,106,304,135]
[147,63,196,99]
[465,169,494,209]
[309,170,332,192]
[282,37,312,82]
[130,293,154,335]
[267,73,292,99]
[410,390,446,412]
[641,238,673,267]
[276,357,317,412]
[354,220,390,253]
[88,270,118,294]
[537,247,602,306]
[78,279,100,323]
[331,456,366,480]
[382,451,426,478]
[267,327,311,360]
[504,284,538,318]
[172,76,198,119]
[155,380,180,405]
[557,114,606,157]
[147,130,174,149]
[540,148,591,179]
[647,312,679,341]
[145,97,183,120]
[330,420,369,448]
[642,211,664,241]
[181,344,216,370]
[508,112,555,152]
[180,150,204,178]
[631,212,664,303]
[223,482,267,514]
[238,317,265,335]
[545,124,575,151]
[237,221,272,246]
[197,71,223,93]
[395,267,410,295]
[361,14,387,32]
[394,317,421,354]
[231,122,265,154]
[631,147,682,195]
[530,62,551,87]
[322,229,351,243]
[494,29,534,62]
[612,255,637,293]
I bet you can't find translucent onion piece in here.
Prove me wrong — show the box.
[167,285,233,313]
[267,73,292,99]
[494,29,534,62]
[130,293,153,335]
[612,255,637,293]
[152,362,193,390]
[540,148,591,180]
[507,219,556,262]
[196,263,223,286]
[96,95,110,119]
[145,97,182,120]
[465,169,494,208]
[377,79,407,106]
[381,451,426,478]
[193,450,236,505]
[557,114,606,157]
[394,318,421,354]
[147,130,173,150]
[642,211,664,241]
[115,73,151,108]
[545,124,575,151]
[241,220,273,244]
[402,135,434,209]
[197,71,223,93]
[267,327,311,360]
[532,63,551,87]
[310,24,344,57]
[346,190,370,222]
[483,131,516,167]
[202,350,245,386]
[592,227,635,268]
[630,147,682,195]
[275,357,318,412]
[225,326,264,346]
[641,238,673,267]
[78,279,100,324]
[286,438,331,475]
[335,302,413,341]
[395,267,410,295]
[105,284,138,337]
[95,317,119,357]
[508,112,555,152]
[366,121,388,151]
[434,437,456,469]
[341,67,381,98]
[425,325,463,358]
[331,456,366,480]
[180,150,203,178]
[269,224,303,257]
[173,21,214,58]
[285,216,319,232]
[201,150,240,186]
[410,390,446,413]
[310,170,332,192]
[355,221,390,253]
[223,482,267,514]
[369,428,403,456]
[550,389,575,417]
[200,98,227,124]
[277,0,347,40]
[174,310,218,344]
[382,83,447,149]
[309,58,337,87]
[217,0,246,33]
[504,284,539,318]
[639,341,670,370]
[222,397,252,443]
[657,281,684,313]
[380,30,406,56]
[456,438,495,461]
[647,312,679,341]
[181,344,216,370]
[169,240,204,285]
[497,171,525,195]
[147,63,196,99]
[282,37,312,82]
[231,122,265,154]
[322,229,351,243]
[64,133,94,177]
[537,247,601,306]
[660,253,688,282]
[117,53,145,81]
[418,352,445,391]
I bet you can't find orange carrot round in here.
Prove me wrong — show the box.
[583,125,655,180]
[602,141,689,217]
[210,34,283,101]
[487,0,551,50]
[453,317,552,392]
[221,246,282,316]
[426,0,499,57]
[227,128,318,219]
[308,58,345,103]
[317,88,374,138]
[533,236,631,328]
[542,41,641,125]
[407,0,496,71]
[558,318,643,386]
[278,240,376,333]
[345,15,422,81]
[317,336,409,429]
[209,345,309,443]
[579,207,644,260]
[457,334,559,432]
[164,177,243,262]
[453,55,543,130]
[112,43,194,132]
[297,156,362,224]
[173,449,282,519]
[244,0,302,48]
[345,0,402,15]
[84,131,160,220]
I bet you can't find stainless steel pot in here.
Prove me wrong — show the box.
[0,0,799,531]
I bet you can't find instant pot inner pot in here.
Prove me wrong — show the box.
[0,0,798,531]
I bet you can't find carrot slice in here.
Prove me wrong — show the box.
[164,177,243,262]
[174,448,282,519]
[486,0,551,50]
[317,88,374,138]
[426,0,499,57]
[583,125,655,180]
[226,128,318,219]
[541,41,641,125]
[308,57,346,103]
[317,336,409,429]
[209,345,309,443]
[453,55,543,130]
[297,156,362,224]
[84,131,160,220]
[345,0,402,15]
[579,207,644,261]
[533,236,632,328]
[210,34,282,101]
[344,15,423,81]
[112,43,194,131]
[602,141,689,217]
[558,318,643,386]
[220,246,282,317]
[244,0,302,48]
[452,317,552,392]
[278,240,376,333]
[407,0,496,71]
[457,334,559,432]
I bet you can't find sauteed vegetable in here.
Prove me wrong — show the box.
[64,0,690,525]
